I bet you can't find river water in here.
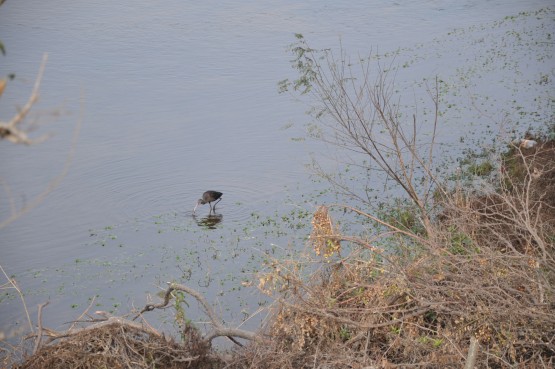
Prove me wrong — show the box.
[1,1,553,345]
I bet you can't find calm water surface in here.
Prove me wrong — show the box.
[1,1,553,343]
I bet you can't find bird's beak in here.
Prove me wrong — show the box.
[193,203,199,214]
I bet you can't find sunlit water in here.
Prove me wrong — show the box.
[1,1,553,346]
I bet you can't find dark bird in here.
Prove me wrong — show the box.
[193,190,223,214]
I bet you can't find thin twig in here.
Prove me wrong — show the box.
[0,264,33,333]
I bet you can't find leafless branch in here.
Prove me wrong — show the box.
[0,90,83,229]
[0,53,50,145]
[137,282,260,344]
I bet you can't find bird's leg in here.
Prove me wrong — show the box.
[213,198,222,210]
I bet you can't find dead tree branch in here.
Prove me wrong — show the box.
[137,282,261,344]
[32,301,49,355]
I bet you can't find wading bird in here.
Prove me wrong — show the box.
[193,190,223,214]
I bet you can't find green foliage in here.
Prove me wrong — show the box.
[467,161,494,176]
[381,201,427,236]
[417,336,443,348]
[338,326,351,341]
[500,146,525,189]
[447,226,474,255]
[278,33,322,95]
[458,147,496,179]
[172,290,194,342]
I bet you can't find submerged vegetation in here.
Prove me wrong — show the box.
[3,7,555,369]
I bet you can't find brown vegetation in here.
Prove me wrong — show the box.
[232,139,554,368]
[15,323,218,369]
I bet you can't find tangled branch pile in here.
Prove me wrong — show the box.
[15,323,216,369]
[9,283,255,369]
[234,140,554,368]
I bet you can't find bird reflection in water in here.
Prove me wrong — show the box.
[193,213,223,229]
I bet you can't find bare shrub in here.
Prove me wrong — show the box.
[279,35,442,237]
